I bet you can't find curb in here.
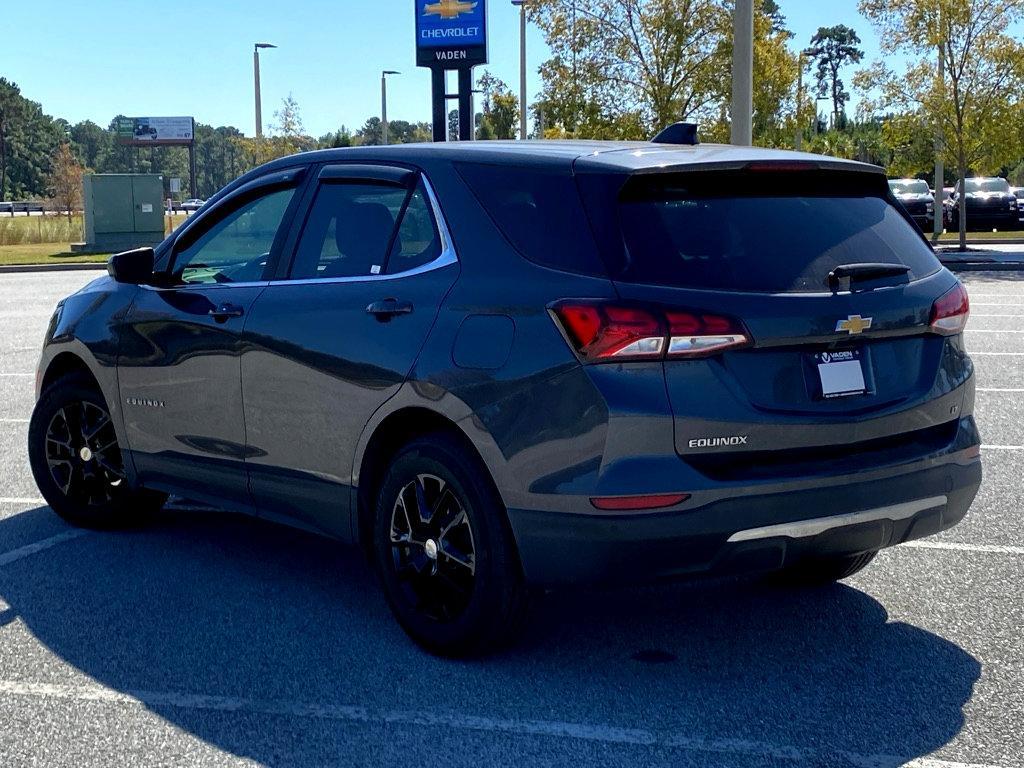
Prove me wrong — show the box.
[0,263,108,274]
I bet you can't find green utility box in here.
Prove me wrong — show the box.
[75,174,165,253]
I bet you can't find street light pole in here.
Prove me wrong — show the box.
[512,0,528,140]
[381,70,400,145]
[253,43,277,140]
[795,52,804,151]
[934,15,945,238]
[730,0,754,146]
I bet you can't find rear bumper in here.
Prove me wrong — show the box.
[507,446,981,586]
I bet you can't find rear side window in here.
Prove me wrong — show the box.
[614,171,940,293]
[289,179,441,280]
[456,163,606,276]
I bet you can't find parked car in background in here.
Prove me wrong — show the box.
[1012,187,1024,226]
[181,199,206,213]
[28,141,982,655]
[889,179,934,230]
[951,177,1019,231]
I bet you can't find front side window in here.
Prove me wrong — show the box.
[173,187,296,285]
[289,179,441,280]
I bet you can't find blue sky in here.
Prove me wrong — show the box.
[2,1,899,137]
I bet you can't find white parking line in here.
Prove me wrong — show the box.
[968,352,1024,356]
[0,498,45,505]
[0,418,28,424]
[966,329,1024,333]
[977,388,1024,392]
[902,540,1024,556]
[0,679,1004,768]
[969,314,1024,318]
[981,445,1024,451]
[0,373,33,377]
[0,530,87,568]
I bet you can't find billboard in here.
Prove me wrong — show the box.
[416,0,488,67]
[116,117,195,145]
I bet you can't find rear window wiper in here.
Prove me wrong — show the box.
[827,263,911,292]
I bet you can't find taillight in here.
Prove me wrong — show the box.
[551,301,751,362]
[930,282,970,335]
[665,311,750,357]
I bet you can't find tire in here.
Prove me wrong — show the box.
[371,433,528,657]
[28,372,165,529]
[771,551,878,587]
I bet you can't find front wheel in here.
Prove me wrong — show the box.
[28,372,165,528]
[372,434,528,657]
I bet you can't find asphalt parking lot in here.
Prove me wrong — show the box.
[0,270,1021,768]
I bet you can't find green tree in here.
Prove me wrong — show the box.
[0,79,63,200]
[69,120,112,171]
[356,117,383,146]
[529,0,732,137]
[476,71,520,139]
[806,25,865,130]
[860,0,1024,248]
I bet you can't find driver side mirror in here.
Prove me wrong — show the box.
[107,248,155,284]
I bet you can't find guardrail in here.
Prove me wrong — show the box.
[0,201,46,215]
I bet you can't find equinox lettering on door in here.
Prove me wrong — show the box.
[688,436,749,448]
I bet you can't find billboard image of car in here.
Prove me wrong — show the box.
[116,117,194,145]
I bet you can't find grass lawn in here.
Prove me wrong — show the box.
[0,243,110,266]
[0,213,189,247]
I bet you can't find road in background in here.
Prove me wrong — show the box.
[0,271,1021,767]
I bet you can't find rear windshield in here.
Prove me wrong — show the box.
[613,171,940,293]
[965,178,1010,193]
[889,179,929,194]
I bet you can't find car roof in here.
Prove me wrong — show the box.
[250,140,883,176]
[208,140,886,210]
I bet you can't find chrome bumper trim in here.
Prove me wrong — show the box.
[726,495,948,543]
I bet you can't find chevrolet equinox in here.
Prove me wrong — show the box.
[28,140,982,655]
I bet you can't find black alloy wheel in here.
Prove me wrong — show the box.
[389,473,477,622]
[373,434,528,656]
[44,401,125,507]
[29,372,165,528]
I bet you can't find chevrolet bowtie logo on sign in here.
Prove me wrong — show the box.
[423,0,478,19]
[836,315,873,335]
[416,0,488,67]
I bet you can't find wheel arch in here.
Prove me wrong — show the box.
[353,404,505,557]
[39,350,100,395]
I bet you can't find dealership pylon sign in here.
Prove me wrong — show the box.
[415,0,488,142]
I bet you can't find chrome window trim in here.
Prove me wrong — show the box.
[270,170,459,287]
[139,280,272,293]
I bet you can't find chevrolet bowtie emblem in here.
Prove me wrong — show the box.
[423,0,478,19]
[837,315,873,335]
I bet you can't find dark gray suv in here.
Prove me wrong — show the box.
[28,141,982,655]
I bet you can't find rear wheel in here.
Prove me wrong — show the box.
[772,551,878,586]
[372,434,527,656]
[28,372,165,528]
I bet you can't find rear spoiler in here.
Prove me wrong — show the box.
[621,158,886,177]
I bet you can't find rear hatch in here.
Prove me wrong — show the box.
[574,162,971,477]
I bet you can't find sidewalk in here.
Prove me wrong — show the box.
[936,244,1024,272]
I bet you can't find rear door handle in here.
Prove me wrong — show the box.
[366,299,414,319]
[208,303,245,322]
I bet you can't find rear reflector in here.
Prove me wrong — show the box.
[551,301,751,362]
[590,493,691,511]
[930,282,970,335]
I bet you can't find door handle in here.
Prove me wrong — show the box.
[208,303,244,322]
[366,299,414,319]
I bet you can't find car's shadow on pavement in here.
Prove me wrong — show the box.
[0,505,980,767]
